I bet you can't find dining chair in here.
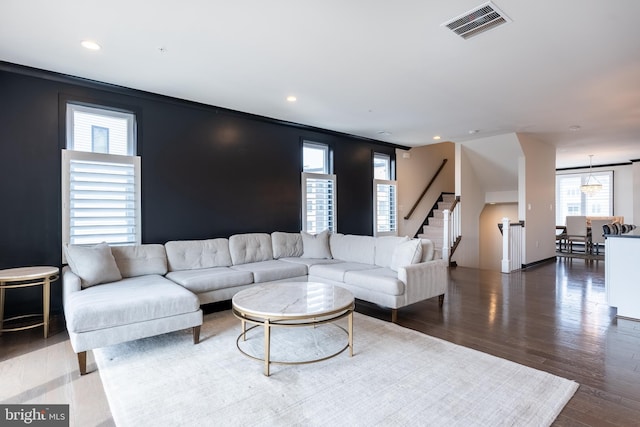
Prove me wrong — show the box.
[565,216,590,254]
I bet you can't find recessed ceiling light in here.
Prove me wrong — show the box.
[569,125,581,131]
[468,129,479,134]
[433,135,441,140]
[286,95,297,102]
[81,40,101,51]
[377,131,392,136]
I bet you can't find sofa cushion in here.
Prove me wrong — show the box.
[272,232,303,259]
[279,257,343,268]
[165,239,232,271]
[65,242,122,288]
[309,262,378,282]
[229,233,273,265]
[330,234,375,264]
[166,267,254,293]
[301,230,332,259]
[390,239,423,272]
[420,239,435,262]
[344,268,406,296]
[111,244,167,277]
[375,236,410,268]
[64,275,199,333]
[230,260,307,283]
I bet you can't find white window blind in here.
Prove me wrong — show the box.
[62,150,141,246]
[374,179,398,236]
[302,172,336,233]
[556,171,613,224]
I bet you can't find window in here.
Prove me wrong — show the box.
[556,170,613,224]
[302,141,336,233]
[62,103,140,249]
[373,153,397,236]
[373,153,391,180]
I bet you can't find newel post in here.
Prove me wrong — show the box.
[442,209,450,263]
[501,217,511,273]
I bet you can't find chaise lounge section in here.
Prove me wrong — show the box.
[62,243,203,375]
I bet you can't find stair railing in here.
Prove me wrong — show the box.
[442,197,461,263]
[404,158,448,220]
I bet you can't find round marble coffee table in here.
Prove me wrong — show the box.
[231,282,354,376]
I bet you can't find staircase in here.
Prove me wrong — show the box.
[417,193,457,252]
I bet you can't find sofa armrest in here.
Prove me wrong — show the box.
[62,266,81,305]
[398,259,448,305]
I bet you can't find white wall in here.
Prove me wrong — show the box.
[455,133,522,268]
[396,142,455,237]
[454,144,485,268]
[518,133,557,264]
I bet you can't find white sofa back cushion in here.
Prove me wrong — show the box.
[271,232,303,259]
[330,234,375,264]
[64,242,122,288]
[229,233,274,265]
[300,230,332,259]
[165,239,232,271]
[375,236,410,268]
[111,244,168,277]
[390,239,423,272]
[420,239,435,262]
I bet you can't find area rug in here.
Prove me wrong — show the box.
[94,310,578,426]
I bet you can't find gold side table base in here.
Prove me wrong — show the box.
[0,266,59,339]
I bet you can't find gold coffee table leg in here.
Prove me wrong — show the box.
[264,319,271,376]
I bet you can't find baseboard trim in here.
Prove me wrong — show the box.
[522,256,556,269]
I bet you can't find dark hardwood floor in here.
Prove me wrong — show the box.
[2,258,639,426]
[360,258,640,426]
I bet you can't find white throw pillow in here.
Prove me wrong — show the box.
[65,242,122,288]
[300,230,332,259]
[390,239,423,272]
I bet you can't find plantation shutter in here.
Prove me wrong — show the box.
[374,179,397,236]
[62,150,141,247]
[302,172,336,233]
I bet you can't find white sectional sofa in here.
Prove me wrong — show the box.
[62,231,448,374]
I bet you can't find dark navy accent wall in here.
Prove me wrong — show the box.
[0,63,399,316]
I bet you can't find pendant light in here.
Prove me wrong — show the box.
[580,155,602,195]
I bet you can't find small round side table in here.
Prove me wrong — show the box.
[0,266,59,338]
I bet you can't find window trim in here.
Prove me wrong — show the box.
[555,170,614,224]
[66,102,136,156]
[302,140,332,174]
[373,152,392,180]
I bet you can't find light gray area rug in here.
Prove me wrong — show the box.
[95,310,578,426]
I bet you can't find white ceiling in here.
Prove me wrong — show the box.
[2,0,639,169]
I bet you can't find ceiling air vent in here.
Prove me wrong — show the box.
[442,1,511,40]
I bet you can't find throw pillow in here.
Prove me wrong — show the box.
[65,242,122,288]
[300,230,332,259]
[390,239,423,272]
